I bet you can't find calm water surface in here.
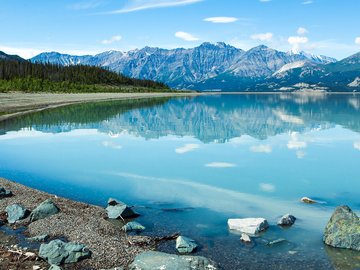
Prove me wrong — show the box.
[0,94,360,269]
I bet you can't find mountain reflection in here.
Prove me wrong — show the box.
[1,94,360,142]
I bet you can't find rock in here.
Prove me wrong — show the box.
[30,199,60,222]
[6,204,30,224]
[26,234,49,242]
[0,187,12,198]
[129,251,218,270]
[228,218,269,235]
[122,221,145,232]
[39,239,91,265]
[100,268,124,270]
[48,265,63,270]
[301,197,317,204]
[266,238,287,246]
[323,205,360,251]
[277,214,296,226]
[240,233,252,243]
[106,198,138,219]
[176,236,198,254]
[33,266,41,270]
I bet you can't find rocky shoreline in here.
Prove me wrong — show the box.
[0,177,359,270]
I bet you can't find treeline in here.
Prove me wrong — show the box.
[0,59,169,92]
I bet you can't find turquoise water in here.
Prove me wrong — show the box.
[0,94,360,269]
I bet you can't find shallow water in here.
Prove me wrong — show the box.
[0,94,360,269]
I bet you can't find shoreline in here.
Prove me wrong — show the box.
[1,91,358,123]
[0,177,156,269]
[0,92,200,122]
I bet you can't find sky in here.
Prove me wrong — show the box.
[1,0,360,59]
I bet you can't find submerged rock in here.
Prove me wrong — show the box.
[240,233,252,243]
[122,221,145,232]
[30,199,60,222]
[277,214,296,226]
[228,218,269,235]
[266,238,287,246]
[26,234,49,242]
[48,265,63,270]
[0,187,12,198]
[323,205,360,251]
[301,197,317,204]
[39,239,91,265]
[129,251,218,270]
[176,236,198,254]
[6,204,30,224]
[106,198,138,219]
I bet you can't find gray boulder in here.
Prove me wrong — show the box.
[30,199,60,222]
[6,204,30,224]
[106,198,137,219]
[0,187,12,198]
[323,205,360,251]
[176,236,198,254]
[277,214,296,226]
[122,221,145,232]
[129,251,218,270]
[39,239,91,265]
[26,234,49,242]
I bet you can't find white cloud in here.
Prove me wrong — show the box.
[259,183,275,192]
[297,27,308,35]
[203,17,238,23]
[0,45,43,59]
[287,132,307,150]
[355,37,360,45]
[273,110,304,125]
[354,142,360,151]
[101,35,122,45]
[302,0,313,4]
[205,162,237,168]
[175,31,200,41]
[175,143,200,154]
[250,144,272,153]
[102,141,122,150]
[296,150,306,159]
[110,0,203,14]
[288,36,309,53]
[251,32,273,42]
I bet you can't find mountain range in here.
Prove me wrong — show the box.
[12,43,360,92]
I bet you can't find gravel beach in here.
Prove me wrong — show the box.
[0,178,156,270]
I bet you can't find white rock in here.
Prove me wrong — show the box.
[240,233,251,243]
[228,218,269,235]
[300,197,317,204]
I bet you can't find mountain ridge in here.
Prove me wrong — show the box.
[28,43,360,92]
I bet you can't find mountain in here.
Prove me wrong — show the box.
[0,51,25,62]
[265,51,360,92]
[31,43,360,92]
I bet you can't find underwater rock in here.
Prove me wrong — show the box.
[323,205,360,251]
[176,236,198,254]
[129,251,218,270]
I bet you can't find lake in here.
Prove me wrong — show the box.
[0,94,360,269]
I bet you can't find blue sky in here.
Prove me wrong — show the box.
[1,0,359,59]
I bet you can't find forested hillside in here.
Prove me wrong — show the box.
[0,56,169,93]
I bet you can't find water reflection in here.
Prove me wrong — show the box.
[1,94,360,142]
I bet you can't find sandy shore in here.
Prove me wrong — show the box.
[0,177,156,270]
[0,92,199,122]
